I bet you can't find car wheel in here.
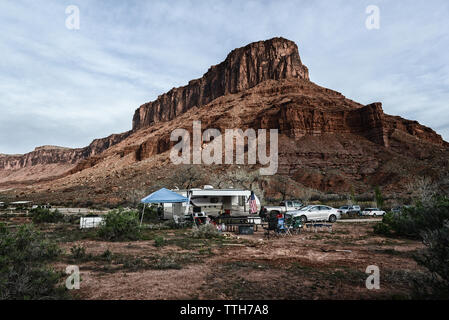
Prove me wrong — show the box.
[373,213,376,217]
[300,215,307,223]
[329,214,337,223]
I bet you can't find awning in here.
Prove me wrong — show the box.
[141,188,189,204]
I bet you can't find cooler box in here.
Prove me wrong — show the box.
[238,225,254,235]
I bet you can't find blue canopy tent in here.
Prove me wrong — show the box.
[140,188,189,226]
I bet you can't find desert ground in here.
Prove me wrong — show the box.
[1,213,428,300]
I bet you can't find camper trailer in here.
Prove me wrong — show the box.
[162,186,261,220]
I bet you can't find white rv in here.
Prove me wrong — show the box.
[162,186,261,220]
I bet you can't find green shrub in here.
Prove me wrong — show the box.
[137,204,161,222]
[154,236,165,247]
[0,223,67,300]
[414,222,449,298]
[70,245,87,260]
[373,222,392,236]
[100,249,113,263]
[30,208,64,224]
[97,209,141,241]
[374,197,449,239]
[373,197,449,298]
[122,257,146,271]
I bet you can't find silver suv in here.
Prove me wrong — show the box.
[338,205,361,216]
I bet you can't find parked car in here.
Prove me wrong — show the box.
[291,205,341,223]
[338,205,361,216]
[391,206,410,213]
[361,208,386,216]
[260,200,303,219]
[391,206,401,213]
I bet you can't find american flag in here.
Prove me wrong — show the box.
[249,192,257,214]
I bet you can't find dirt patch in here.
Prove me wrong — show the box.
[75,265,209,300]
[39,221,429,299]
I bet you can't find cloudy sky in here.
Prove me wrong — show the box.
[1,0,448,154]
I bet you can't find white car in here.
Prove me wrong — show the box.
[361,208,386,216]
[291,205,341,223]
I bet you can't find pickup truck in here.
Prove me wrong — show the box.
[260,200,303,219]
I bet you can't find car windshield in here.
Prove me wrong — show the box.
[299,205,313,211]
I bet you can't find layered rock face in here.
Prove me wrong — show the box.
[1,37,448,203]
[130,78,447,163]
[0,132,131,171]
[0,146,82,170]
[132,37,309,130]
[0,132,131,185]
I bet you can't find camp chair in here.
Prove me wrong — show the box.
[173,215,189,228]
[277,217,291,236]
[263,212,279,239]
[283,214,299,235]
[289,216,303,235]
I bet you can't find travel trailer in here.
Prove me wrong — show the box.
[162,186,261,220]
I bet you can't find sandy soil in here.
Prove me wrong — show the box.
[44,222,428,300]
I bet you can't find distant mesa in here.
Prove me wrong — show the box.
[34,145,71,151]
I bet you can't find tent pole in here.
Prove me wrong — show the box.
[140,203,145,227]
[184,190,191,216]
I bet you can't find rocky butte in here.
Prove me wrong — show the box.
[1,37,448,205]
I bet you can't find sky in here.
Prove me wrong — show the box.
[0,0,448,155]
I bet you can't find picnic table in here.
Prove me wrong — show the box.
[216,215,262,232]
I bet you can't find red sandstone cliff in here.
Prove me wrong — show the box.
[132,37,309,130]
[0,131,131,185]
[1,37,448,203]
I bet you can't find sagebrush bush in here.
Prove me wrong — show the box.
[373,221,392,236]
[100,249,113,262]
[414,222,449,298]
[97,209,141,241]
[154,236,165,247]
[30,208,64,224]
[0,223,67,300]
[70,245,87,260]
[374,197,449,238]
[190,224,221,239]
[373,197,449,298]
